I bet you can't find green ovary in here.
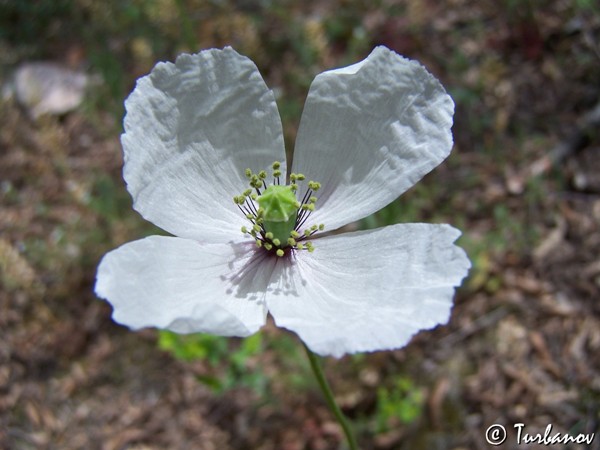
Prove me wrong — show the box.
[257,185,299,245]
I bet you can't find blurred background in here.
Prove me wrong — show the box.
[1,0,599,449]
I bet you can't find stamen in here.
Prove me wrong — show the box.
[236,162,325,255]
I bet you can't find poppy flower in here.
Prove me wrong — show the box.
[95,46,470,357]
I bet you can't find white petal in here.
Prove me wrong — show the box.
[291,46,454,231]
[95,235,277,336]
[266,223,470,357]
[122,47,286,242]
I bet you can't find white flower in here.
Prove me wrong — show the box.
[95,46,470,358]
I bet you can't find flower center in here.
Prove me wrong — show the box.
[233,161,324,257]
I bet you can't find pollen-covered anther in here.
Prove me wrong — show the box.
[308,181,320,191]
[287,237,296,246]
[276,249,285,257]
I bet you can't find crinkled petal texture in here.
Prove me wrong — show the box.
[266,223,470,357]
[95,235,278,337]
[122,47,286,243]
[291,46,455,232]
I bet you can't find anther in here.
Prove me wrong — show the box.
[237,162,325,254]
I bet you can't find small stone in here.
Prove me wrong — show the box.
[9,62,90,118]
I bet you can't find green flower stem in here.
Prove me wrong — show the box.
[303,343,360,450]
